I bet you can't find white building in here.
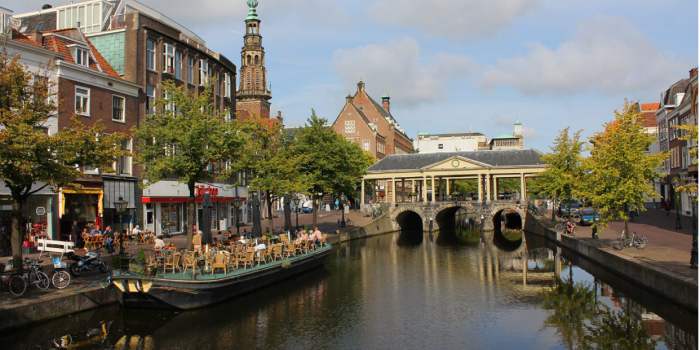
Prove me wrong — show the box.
[414,132,488,153]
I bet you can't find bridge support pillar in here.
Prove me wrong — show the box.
[478,174,483,202]
[520,173,526,201]
[431,175,436,204]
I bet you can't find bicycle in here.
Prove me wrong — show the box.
[19,258,51,291]
[0,263,27,297]
[50,255,71,289]
[612,231,648,250]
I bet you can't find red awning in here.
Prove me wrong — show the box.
[142,196,240,204]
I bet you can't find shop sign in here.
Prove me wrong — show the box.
[35,207,46,216]
[195,186,219,197]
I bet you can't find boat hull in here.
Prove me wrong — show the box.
[113,246,332,310]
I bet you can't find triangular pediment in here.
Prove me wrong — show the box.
[423,156,490,170]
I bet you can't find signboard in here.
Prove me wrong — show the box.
[35,207,46,216]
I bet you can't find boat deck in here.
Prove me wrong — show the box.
[114,244,332,282]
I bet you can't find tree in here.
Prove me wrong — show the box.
[133,81,243,246]
[290,110,373,227]
[579,102,665,236]
[237,117,306,235]
[529,128,584,221]
[0,52,125,265]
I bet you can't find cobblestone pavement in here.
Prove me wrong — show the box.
[547,209,697,282]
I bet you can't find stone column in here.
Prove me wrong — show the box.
[446,178,451,199]
[422,176,428,203]
[391,177,396,205]
[411,179,416,202]
[520,173,527,201]
[493,176,499,201]
[360,179,365,210]
[485,174,491,202]
[431,175,436,204]
[477,174,483,202]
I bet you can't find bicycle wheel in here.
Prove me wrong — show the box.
[9,275,27,297]
[612,241,624,250]
[52,270,71,289]
[34,271,50,290]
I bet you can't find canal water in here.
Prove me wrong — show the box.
[2,230,697,349]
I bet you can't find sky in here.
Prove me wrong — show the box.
[6,0,698,151]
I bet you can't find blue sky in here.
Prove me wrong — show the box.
[8,0,698,151]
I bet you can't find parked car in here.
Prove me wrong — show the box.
[558,200,582,218]
[579,207,600,226]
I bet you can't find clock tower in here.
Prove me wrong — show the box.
[236,0,272,119]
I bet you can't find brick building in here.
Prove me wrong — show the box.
[15,0,244,236]
[2,19,141,240]
[236,1,272,120]
[331,81,413,159]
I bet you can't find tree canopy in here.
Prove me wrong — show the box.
[133,81,244,244]
[0,52,125,263]
[578,102,665,233]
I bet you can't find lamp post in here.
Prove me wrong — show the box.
[233,198,242,236]
[114,196,129,269]
[293,195,300,231]
[673,177,683,230]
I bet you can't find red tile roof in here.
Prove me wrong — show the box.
[11,30,42,48]
[40,29,121,78]
[640,102,660,111]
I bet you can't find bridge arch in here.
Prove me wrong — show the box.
[395,210,424,244]
[492,208,524,251]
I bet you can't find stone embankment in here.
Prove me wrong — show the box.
[525,211,697,310]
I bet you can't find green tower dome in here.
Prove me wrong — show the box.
[246,0,259,20]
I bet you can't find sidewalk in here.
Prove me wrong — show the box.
[546,209,698,283]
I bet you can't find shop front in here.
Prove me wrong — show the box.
[142,181,247,237]
[0,182,58,256]
[59,184,103,241]
[103,177,138,234]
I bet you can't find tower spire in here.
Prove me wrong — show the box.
[246,0,259,20]
[237,0,272,119]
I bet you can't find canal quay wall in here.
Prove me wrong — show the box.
[0,283,118,332]
[525,212,698,311]
[329,212,397,244]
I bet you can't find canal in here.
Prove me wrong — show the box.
[2,230,697,349]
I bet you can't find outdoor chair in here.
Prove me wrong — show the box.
[272,244,283,261]
[227,252,239,271]
[211,252,227,274]
[163,253,181,274]
[285,242,295,258]
[181,251,197,277]
[145,254,158,274]
[192,234,202,253]
[240,250,255,269]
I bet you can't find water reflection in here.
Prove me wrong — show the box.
[1,230,696,350]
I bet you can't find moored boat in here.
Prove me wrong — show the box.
[112,243,332,310]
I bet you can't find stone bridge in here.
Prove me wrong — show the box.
[388,200,527,234]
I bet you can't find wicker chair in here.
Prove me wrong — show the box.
[239,250,255,269]
[181,251,197,277]
[272,244,283,261]
[163,253,181,274]
[211,252,227,274]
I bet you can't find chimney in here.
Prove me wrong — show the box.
[41,4,53,10]
[276,110,283,123]
[381,95,390,113]
[357,81,365,92]
[346,94,353,104]
[30,31,43,45]
[690,67,698,78]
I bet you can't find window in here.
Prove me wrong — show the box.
[163,43,175,74]
[114,138,132,175]
[164,90,175,112]
[112,95,125,122]
[377,142,385,154]
[344,120,355,134]
[224,73,231,98]
[146,84,155,115]
[146,39,156,71]
[438,143,444,150]
[199,59,208,86]
[363,140,370,151]
[75,86,90,116]
[57,2,103,33]
[187,57,194,84]
[72,46,90,67]
[174,50,182,80]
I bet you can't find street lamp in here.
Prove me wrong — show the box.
[672,177,683,230]
[232,197,242,236]
[293,195,300,231]
[114,196,129,269]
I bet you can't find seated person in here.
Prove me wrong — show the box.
[90,225,102,236]
[154,237,165,250]
[131,225,142,239]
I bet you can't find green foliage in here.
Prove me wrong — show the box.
[673,124,698,198]
[291,110,373,198]
[133,81,244,243]
[543,279,598,349]
[0,52,125,263]
[529,128,584,203]
[583,305,656,350]
[578,102,665,228]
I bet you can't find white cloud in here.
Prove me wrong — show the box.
[369,0,537,40]
[481,17,690,95]
[332,38,475,107]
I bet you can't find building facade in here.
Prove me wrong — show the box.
[656,68,698,217]
[15,0,243,236]
[331,81,414,159]
[414,133,488,153]
[3,22,141,241]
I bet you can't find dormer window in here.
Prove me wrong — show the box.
[71,46,90,67]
